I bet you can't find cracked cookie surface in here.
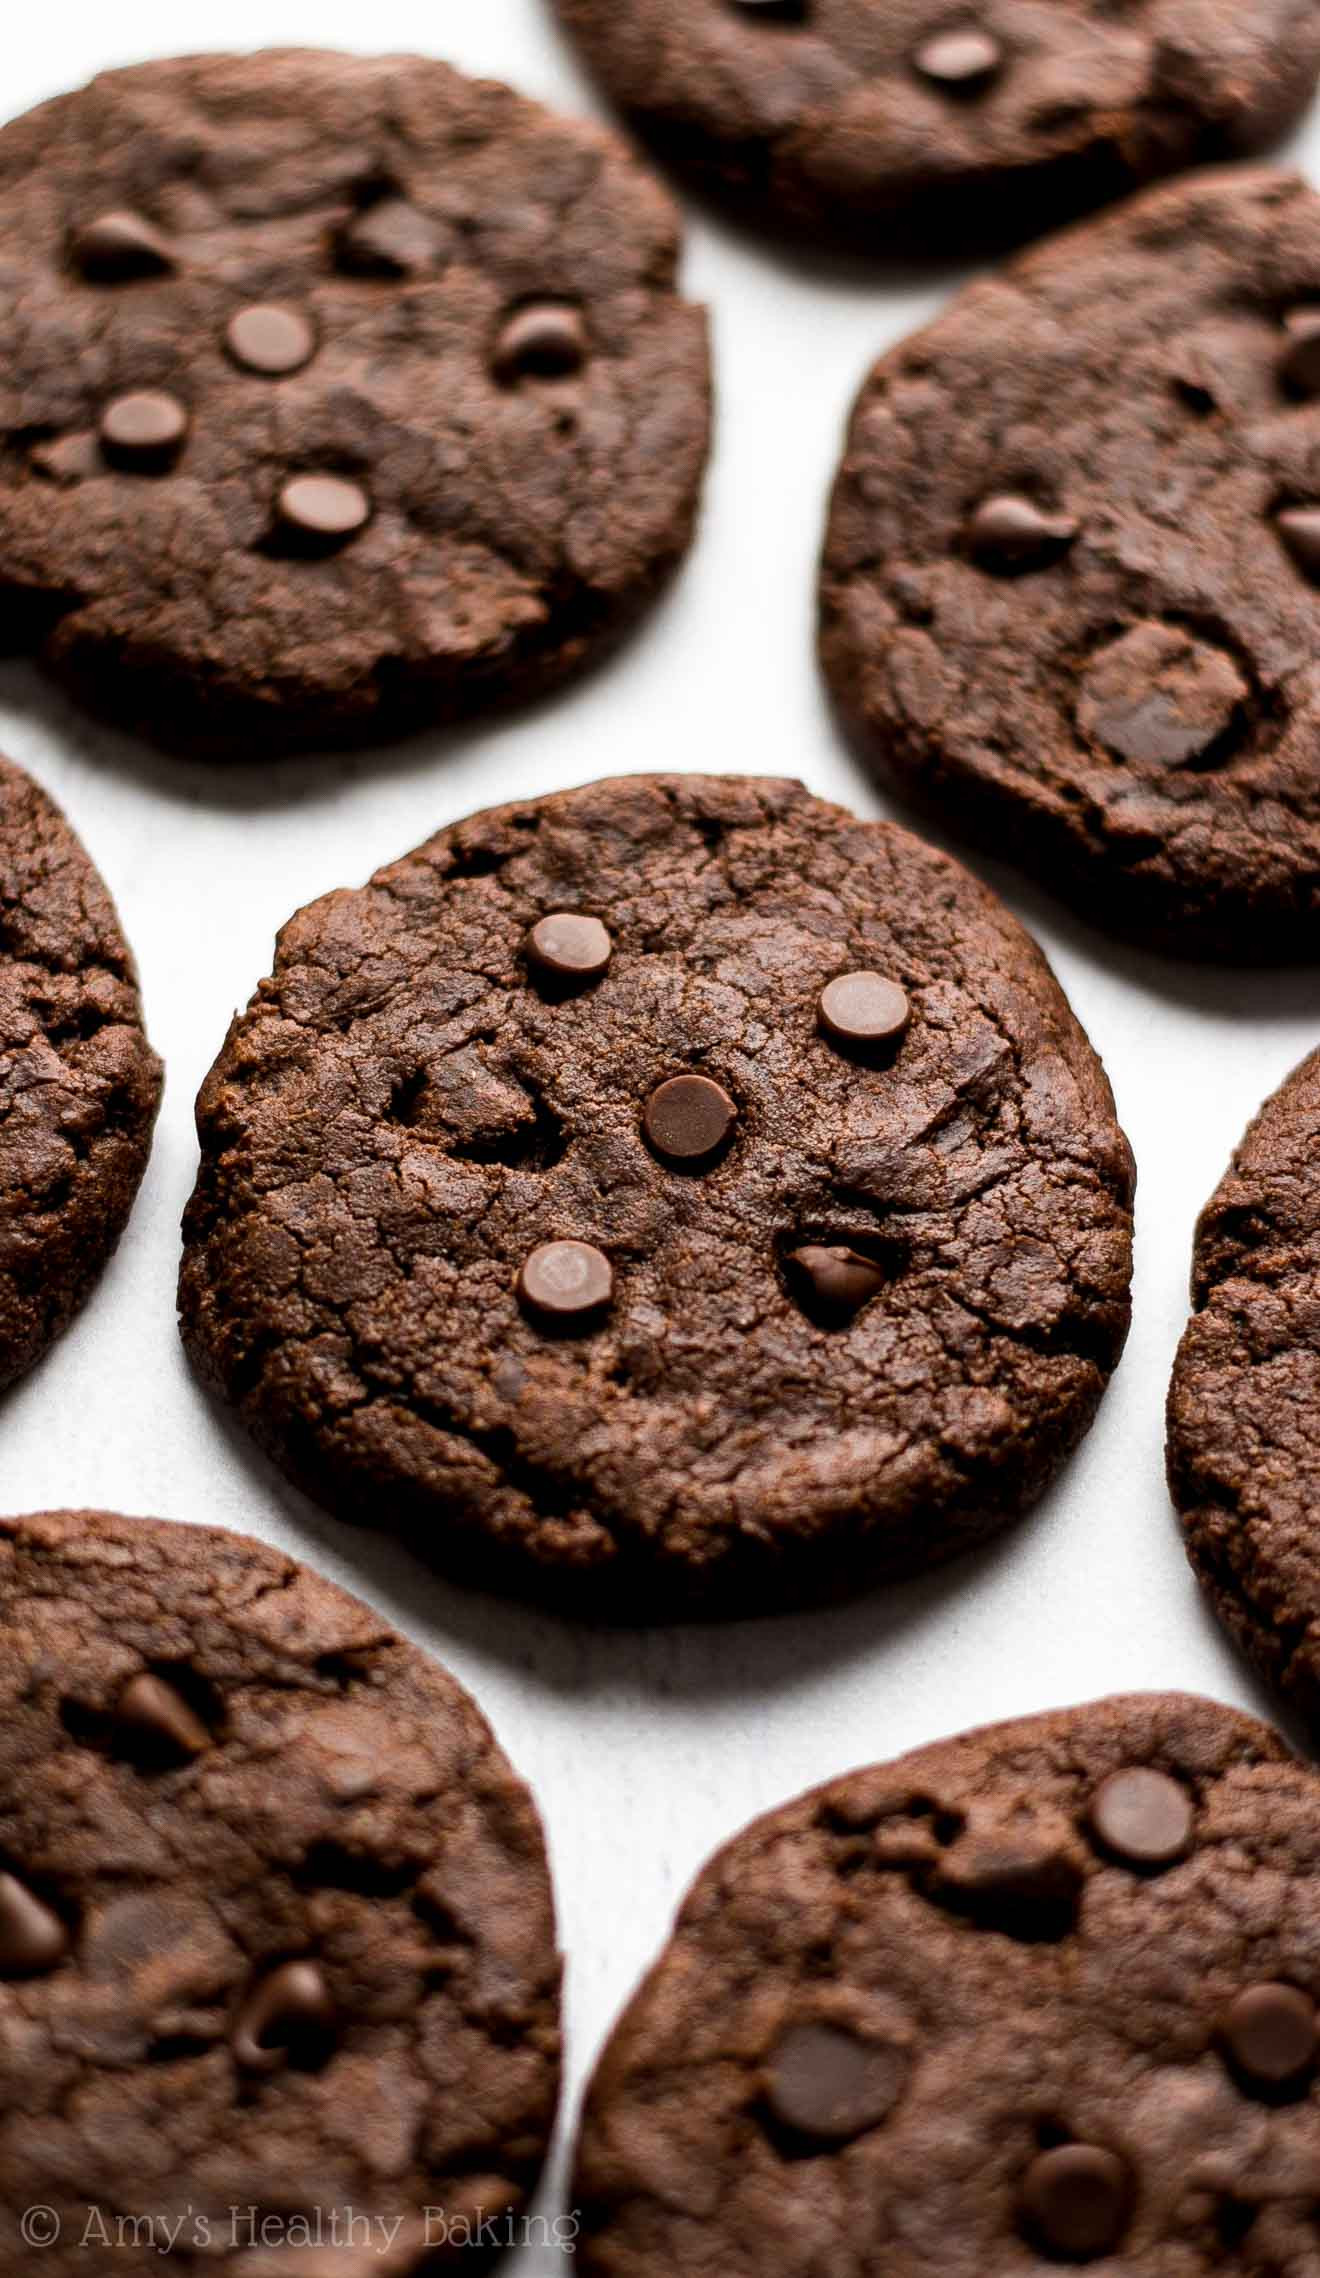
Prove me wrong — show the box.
[1169,1048,1320,1735]
[0,49,710,760]
[178,773,1134,1619]
[552,0,1320,252]
[0,1508,561,2276]
[821,167,1320,959]
[0,758,161,1391]
[573,1692,1320,2277]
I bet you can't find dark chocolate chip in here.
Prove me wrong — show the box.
[1221,1982,1318,2092]
[643,1074,738,1166]
[1279,308,1320,398]
[115,1673,211,1762]
[915,28,1003,93]
[526,912,612,982]
[0,1872,68,1976]
[787,1244,886,1316]
[818,970,911,1047]
[71,210,175,282]
[99,389,189,471]
[232,1959,336,2073]
[336,198,449,277]
[493,303,588,386]
[766,2020,907,2143]
[969,494,1079,572]
[517,1240,614,1321]
[1087,1766,1193,1868]
[1276,504,1320,581]
[1021,2144,1131,2260]
[226,304,316,377]
[276,473,372,548]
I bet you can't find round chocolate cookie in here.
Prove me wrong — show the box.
[0,50,710,760]
[0,1507,561,2275]
[574,1692,1320,2277]
[1168,1047,1320,1733]
[822,167,1320,960]
[552,0,1320,252]
[0,758,161,1392]
[178,774,1134,1619]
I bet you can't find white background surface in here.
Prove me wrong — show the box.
[3,3,1320,2266]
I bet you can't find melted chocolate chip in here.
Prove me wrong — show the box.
[226,304,316,377]
[643,1074,738,1167]
[526,912,612,982]
[1077,623,1247,769]
[71,210,175,281]
[1021,2144,1131,2260]
[232,1959,336,2073]
[517,1240,614,1322]
[276,473,371,549]
[99,390,189,471]
[817,971,911,1048]
[969,494,1079,572]
[915,28,1003,93]
[766,2020,908,2143]
[787,1244,887,1317]
[115,1673,212,1763]
[1221,1982,1318,2092]
[1087,1766,1193,1868]
[0,1872,68,1976]
[493,303,589,386]
[336,198,449,278]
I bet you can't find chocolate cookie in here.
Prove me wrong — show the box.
[552,0,1320,252]
[1168,1048,1320,1732]
[574,1692,1320,2277]
[0,1507,561,2275]
[822,167,1320,960]
[0,50,710,760]
[178,773,1133,1619]
[0,758,161,1391]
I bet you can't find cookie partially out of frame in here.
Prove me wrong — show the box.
[179,773,1134,1619]
[822,167,1320,960]
[575,1692,1320,2277]
[0,50,710,760]
[0,1508,561,2276]
[553,0,1320,253]
[1169,1047,1320,1732]
[0,758,160,1391]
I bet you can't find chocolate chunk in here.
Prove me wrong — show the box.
[336,197,449,277]
[115,1673,212,1762]
[787,1244,886,1316]
[226,304,316,376]
[71,209,174,280]
[1021,2144,1131,2260]
[526,912,612,982]
[1279,307,1320,397]
[99,389,189,471]
[969,494,1079,572]
[1087,1766,1193,1868]
[1276,504,1320,581]
[493,302,589,385]
[1221,1982,1318,2091]
[1076,623,1247,769]
[31,431,101,485]
[817,971,911,1047]
[642,1073,738,1166]
[0,1872,68,1976]
[766,2021,908,2143]
[517,1239,614,1321]
[915,29,1003,93]
[231,1958,336,2072]
[276,473,371,548]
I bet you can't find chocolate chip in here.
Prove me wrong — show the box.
[766,2020,908,2143]
[493,303,588,386]
[232,1959,336,2073]
[71,210,174,281]
[643,1074,738,1166]
[1279,308,1320,398]
[1076,622,1247,769]
[276,473,371,549]
[1276,504,1320,581]
[915,28,1003,93]
[99,389,189,471]
[969,494,1079,572]
[517,1240,614,1321]
[1087,1766,1193,1868]
[336,198,449,277]
[0,1872,68,1976]
[1021,2144,1131,2260]
[31,431,101,485]
[115,1673,211,1763]
[787,1245,886,1316]
[1221,1982,1318,2092]
[226,304,316,377]
[817,971,911,1048]
[526,912,612,983]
